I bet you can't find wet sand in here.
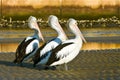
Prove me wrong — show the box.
[0,32,120,79]
[0,36,120,43]
[1,28,120,43]
[0,49,120,80]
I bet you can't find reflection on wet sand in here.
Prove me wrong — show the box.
[82,42,120,50]
[0,42,120,52]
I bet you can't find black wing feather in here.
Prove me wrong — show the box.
[14,38,36,63]
[33,42,47,65]
[33,38,59,65]
[46,42,73,66]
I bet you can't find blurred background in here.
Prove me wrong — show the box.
[0,0,120,29]
[0,0,120,20]
[0,0,120,52]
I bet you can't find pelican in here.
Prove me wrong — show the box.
[45,18,87,70]
[33,15,67,68]
[13,16,44,65]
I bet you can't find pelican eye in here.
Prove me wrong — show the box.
[75,22,77,25]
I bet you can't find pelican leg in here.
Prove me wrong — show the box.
[64,63,68,71]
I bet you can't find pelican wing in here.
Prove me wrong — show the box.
[22,39,39,61]
[14,38,36,62]
[15,38,26,57]
[33,42,47,65]
[40,38,62,56]
[46,42,73,65]
[33,38,63,66]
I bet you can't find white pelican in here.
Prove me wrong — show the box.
[13,16,44,65]
[45,18,87,70]
[33,15,67,67]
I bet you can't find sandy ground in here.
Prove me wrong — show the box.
[0,49,120,80]
[0,29,120,79]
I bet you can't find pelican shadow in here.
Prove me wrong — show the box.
[0,60,53,70]
[0,60,35,69]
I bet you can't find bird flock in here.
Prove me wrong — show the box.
[13,15,87,70]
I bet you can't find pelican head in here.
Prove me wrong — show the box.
[28,16,37,29]
[48,15,59,29]
[48,15,67,40]
[28,16,44,42]
[67,18,87,43]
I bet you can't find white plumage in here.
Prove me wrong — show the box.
[46,18,87,70]
[33,15,67,66]
[13,16,44,64]
[40,41,58,57]
[26,39,39,54]
[40,15,67,56]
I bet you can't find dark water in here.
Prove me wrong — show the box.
[0,28,120,52]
